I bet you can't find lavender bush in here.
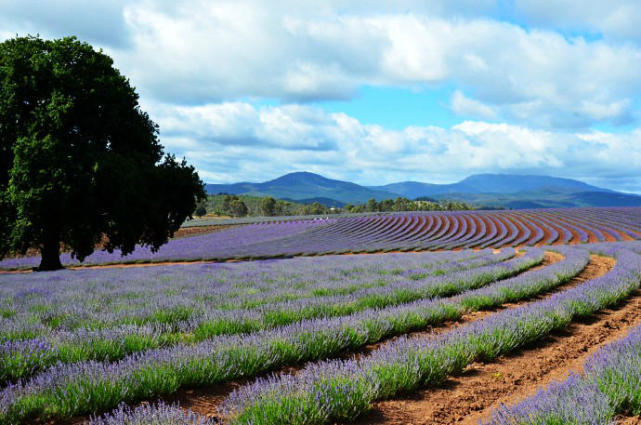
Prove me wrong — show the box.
[88,402,213,425]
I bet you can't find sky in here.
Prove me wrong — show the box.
[1,1,641,192]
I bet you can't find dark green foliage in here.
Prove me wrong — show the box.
[205,193,470,218]
[299,201,327,215]
[0,36,205,270]
[209,194,312,217]
[229,199,248,217]
[220,195,249,217]
[260,196,276,216]
[345,197,471,213]
[221,194,236,213]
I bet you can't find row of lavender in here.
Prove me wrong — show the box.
[485,317,641,424]
[0,245,592,423]
[245,207,641,256]
[219,243,641,425]
[1,207,641,269]
[0,248,516,339]
[0,249,539,383]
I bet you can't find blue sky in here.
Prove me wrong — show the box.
[1,0,641,192]
[318,85,462,130]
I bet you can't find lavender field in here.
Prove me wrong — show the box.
[2,207,641,270]
[6,2,641,424]
[1,235,641,424]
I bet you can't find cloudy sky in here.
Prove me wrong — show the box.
[2,1,641,192]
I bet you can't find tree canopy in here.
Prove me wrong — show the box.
[260,196,276,216]
[0,36,206,270]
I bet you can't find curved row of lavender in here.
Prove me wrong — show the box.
[484,318,641,424]
[0,249,511,339]
[1,249,540,383]
[221,244,641,425]
[1,207,640,270]
[0,246,591,423]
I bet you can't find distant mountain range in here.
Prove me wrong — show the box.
[206,172,396,204]
[369,174,610,197]
[206,172,641,209]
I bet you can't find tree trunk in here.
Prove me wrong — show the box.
[38,238,63,271]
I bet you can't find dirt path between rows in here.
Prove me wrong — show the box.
[347,255,641,425]
[59,252,626,425]
[618,416,641,424]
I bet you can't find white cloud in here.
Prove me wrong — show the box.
[3,0,641,191]
[514,0,641,42]
[116,4,641,129]
[3,1,641,129]
[150,102,641,191]
[451,91,497,119]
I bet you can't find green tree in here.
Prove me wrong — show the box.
[274,200,288,215]
[193,198,208,217]
[229,199,248,217]
[260,196,276,216]
[378,199,394,212]
[221,194,237,214]
[307,201,326,215]
[366,198,378,212]
[0,36,205,270]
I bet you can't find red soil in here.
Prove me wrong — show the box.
[617,416,641,424]
[350,251,563,358]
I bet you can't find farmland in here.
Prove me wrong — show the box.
[1,207,640,270]
[1,207,641,424]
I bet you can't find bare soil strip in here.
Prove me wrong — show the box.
[348,256,641,425]
[172,225,241,238]
[617,416,641,424]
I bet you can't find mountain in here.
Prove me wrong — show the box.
[369,173,609,198]
[569,191,641,207]
[206,172,397,203]
[412,188,641,209]
[206,172,641,209]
